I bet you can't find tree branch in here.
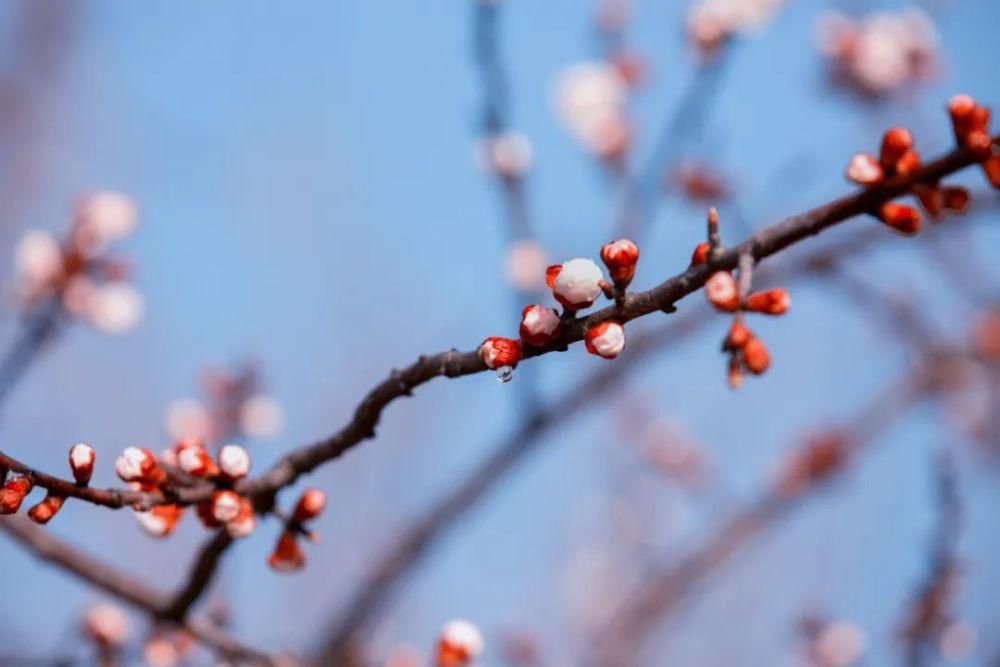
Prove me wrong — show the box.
[161,530,234,622]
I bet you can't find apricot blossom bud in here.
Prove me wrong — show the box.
[218,444,251,480]
[705,271,740,311]
[0,475,34,514]
[743,336,770,375]
[689,241,710,267]
[134,505,184,538]
[292,488,326,523]
[600,239,640,287]
[948,94,993,157]
[724,319,751,351]
[82,603,129,648]
[177,442,219,479]
[549,258,605,310]
[226,497,256,538]
[845,153,883,186]
[437,619,484,667]
[878,202,922,235]
[519,305,561,346]
[479,337,523,370]
[27,493,65,524]
[69,443,96,485]
[879,127,913,170]
[585,320,625,359]
[745,288,790,315]
[115,447,166,486]
[268,530,305,572]
[211,490,242,523]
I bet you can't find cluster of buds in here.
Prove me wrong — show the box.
[775,432,851,497]
[268,488,326,572]
[0,472,33,515]
[480,239,641,381]
[1,443,96,524]
[14,191,144,334]
[552,61,632,163]
[815,9,938,98]
[694,210,788,387]
[948,94,1000,189]
[687,0,784,61]
[166,362,283,445]
[436,619,484,667]
[845,126,969,233]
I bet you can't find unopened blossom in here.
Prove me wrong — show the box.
[218,444,251,480]
[948,94,1000,189]
[81,603,129,648]
[549,258,605,310]
[845,153,883,186]
[437,619,484,667]
[134,505,184,538]
[476,131,533,179]
[745,288,790,315]
[226,497,256,538]
[690,241,711,267]
[69,443,96,485]
[73,191,138,257]
[600,239,639,288]
[552,62,629,159]
[479,337,523,370]
[239,394,284,439]
[705,271,740,311]
[742,336,770,375]
[585,320,626,359]
[878,202,922,235]
[519,305,561,346]
[27,493,65,524]
[177,441,219,478]
[292,488,326,523]
[88,282,144,334]
[268,530,306,572]
[211,490,242,523]
[812,619,866,667]
[15,230,63,295]
[0,474,34,514]
[115,447,166,486]
[816,9,938,97]
[503,239,549,292]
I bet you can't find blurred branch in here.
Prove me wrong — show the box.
[0,296,65,411]
[0,516,275,664]
[161,530,234,622]
[899,448,963,667]
[593,367,932,666]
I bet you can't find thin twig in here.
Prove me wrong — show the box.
[161,530,235,621]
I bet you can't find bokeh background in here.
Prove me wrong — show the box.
[1,0,999,664]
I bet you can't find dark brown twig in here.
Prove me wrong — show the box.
[161,530,235,622]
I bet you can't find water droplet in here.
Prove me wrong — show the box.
[496,365,514,383]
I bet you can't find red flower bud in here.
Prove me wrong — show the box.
[948,94,993,157]
[704,271,740,312]
[585,320,626,359]
[28,493,65,524]
[0,475,33,514]
[195,500,222,528]
[878,202,922,235]
[544,264,561,289]
[226,496,256,538]
[115,447,166,486]
[177,441,219,479]
[437,619,484,667]
[845,153,884,186]
[942,185,971,212]
[268,530,305,572]
[745,288,790,315]
[218,444,251,481]
[880,127,913,170]
[479,337,523,370]
[743,336,770,375]
[689,241,711,267]
[134,504,184,538]
[211,490,242,523]
[292,488,326,523]
[983,155,1000,190]
[69,443,95,485]
[725,319,751,350]
[519,305,561,346]
[894,149,921,176]
[600,238,640,287]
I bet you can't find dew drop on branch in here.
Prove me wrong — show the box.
[496,366,514,383]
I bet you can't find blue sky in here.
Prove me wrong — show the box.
[1,0,999,664]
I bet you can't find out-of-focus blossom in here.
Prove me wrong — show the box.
[386,644,423,667]
[437,619,484,667]
[553,62,630,160]
[81,603,129,648]
[239,394,284,439]
[73,191,139,258]
[134,504,184,538]
[504,240,549,292]
[938,621,976,662]
[671,161,730,202]
[811,619,867,667]
[688,0,784,59]
[165,398,213,442]
[476,131,534,179]
[816,9,939,98]
[15,230,62,293]
[88,282,145,334]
